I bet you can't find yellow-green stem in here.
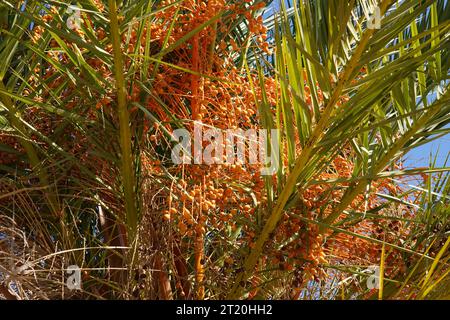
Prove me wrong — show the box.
[226,0,393,299]
[108,0,138,242]
[321,91,449,229]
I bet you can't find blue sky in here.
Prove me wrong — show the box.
[404,92,449,168]
[405,131,450,168]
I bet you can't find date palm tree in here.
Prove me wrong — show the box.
[0,0,448,300]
